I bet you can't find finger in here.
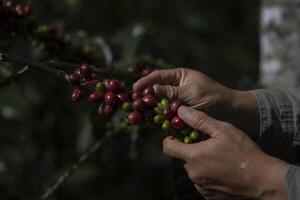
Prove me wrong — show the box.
[153,84,179,100]
[178,106,221,137]
[195,186,242,200]
[133,69,183,92]
[163,136,193,161]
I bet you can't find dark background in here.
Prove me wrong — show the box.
[0,0,259,199]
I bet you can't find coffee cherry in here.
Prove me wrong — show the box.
[103,79,110,87]
[143,94,157,108]
[84,79,99,88]
[144,110,154,121]
[153,115,164,124]
[104,91,117,105]
[170,99,182,113]
[127,66,137,73]
[162,120,171,132]
[184,136,192,144]
[24,4,32,16]
[142,68,153,76]
[71,88,82,102]
[3,0,14,10]
[171,116,185,129]
[132,98,146,111]
[190,130,199,140]
[103,104,115,116]
[74,67,83,78]
[163,107,175,120]
[154,106,163,115]
[142,86,154,96]
[79,64,91,78]
[136,60,146,71]
[96,82,106,92]
[15,4,25,17]
[116,93,128,104]
[107,80,119,92]
[180,127,192,136]
[118,82,126,92]
[68,73,80,85]
[132,92,141,100]
[89,91,104,103]
[128,111,142,124]
[160,98,170,110]
[122,101,132,112]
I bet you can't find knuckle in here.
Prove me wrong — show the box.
[162,139,172,155]
[191,112,207,129]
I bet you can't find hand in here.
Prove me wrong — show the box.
[163,106,289,200]
[133,68,260,139]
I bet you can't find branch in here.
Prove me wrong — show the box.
[41,139,104,200]
[0,65,29,87]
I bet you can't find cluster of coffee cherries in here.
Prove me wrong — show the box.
[0,0,33,33]
[68,64,200,144]
[127,60,153,77]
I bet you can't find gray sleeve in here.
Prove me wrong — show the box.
[285,165,300,200]
[252,88,300,162]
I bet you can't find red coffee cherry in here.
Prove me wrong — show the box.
[74,67,82,78]
[143,110,154,121]
[142,68,153,76]
[163,107,175,120]
[132,92,141,100]
[170,99,182,113]
[142,86,154,96]
[68,73,80,85]
[107,80,119,92]
[103,104,115,116]
[142,95,157,108]
[15,4,25,17]
[3,0,14,10]
[103,79,110,87]
[84,79,100,88]
[116,93,128,104]
[117,82,126,92]
[104,91,117,105]
[79,64,91,78]
[128,111,142,124]
[127,66,137,73]
[71,88,82,102]
[24,4,32,16]
[91,73,98,80]
[89,91,104,103]
[132,98,146,111]
[171,116,185,129]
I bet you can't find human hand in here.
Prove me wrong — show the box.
[133,68,260,139]
[163,106,288,200]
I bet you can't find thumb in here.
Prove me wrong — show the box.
[163,136,194,161]
[153,84,179,100]
[178,106,221,137]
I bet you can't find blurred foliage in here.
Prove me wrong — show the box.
[0,0,258,199]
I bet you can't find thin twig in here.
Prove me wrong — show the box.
[0,65,29,87]
[41,139,103,200]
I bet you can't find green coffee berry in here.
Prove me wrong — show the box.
[184,136,192,144]
[153,115,164,124]
[190,130,200,140]
[162,120,171,132]
[122,101,132,112]
[96,82,106,91]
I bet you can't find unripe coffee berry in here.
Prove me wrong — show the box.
[162,120,171,132]
[160,99,170,110]
[190,130,199,140]
[89,91,104,103]
[184,136,192,144]
[180,127,192,136]
[96,82,106,92]
[154,106,163,115]
[104,91,117,105]
[153,115,164,124]
[122,101,132,112]
[128,111,142,124]
[171,116,185,129]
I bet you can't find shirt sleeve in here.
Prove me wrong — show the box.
[252,88,300,162]
[285,165,300,200]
